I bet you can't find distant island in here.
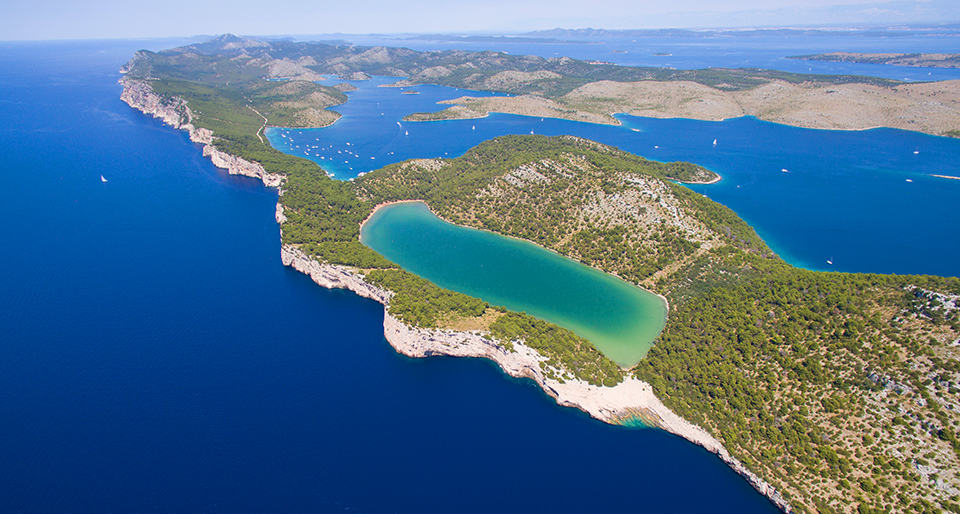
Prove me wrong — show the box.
[120,35,960,513]
[791,52,960,69]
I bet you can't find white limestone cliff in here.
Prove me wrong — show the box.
[119,78,284,188]
[278,246,790,512]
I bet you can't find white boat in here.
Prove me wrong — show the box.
[826,259,833,265]
[405,130,409,136]
[530,130,534,134]
[654,145,659,149]
[713,138,717,146]
[906,179,913,182]
[100,175,108,183]
[913,150,919,155]
[781,168,789,173]
[471,125,475,130]
[396,121,401,127]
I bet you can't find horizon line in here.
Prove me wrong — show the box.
[3,21,960,44]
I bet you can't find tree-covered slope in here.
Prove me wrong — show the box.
[353,136,960,512]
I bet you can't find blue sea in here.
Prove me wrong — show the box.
[2,29,959,512]
[270,81,960,278]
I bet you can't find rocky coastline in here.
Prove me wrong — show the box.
[279,247,789,511]
[119,77,285,188]
[120,76,791,513]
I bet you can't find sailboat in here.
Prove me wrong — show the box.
[712,138,717,146]
[471,125,475,130]
[100,175,108,183]
[404,130,409,136]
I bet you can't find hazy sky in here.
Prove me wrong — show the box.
[1,0,956,40]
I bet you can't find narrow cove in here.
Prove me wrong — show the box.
[360,201,668,366]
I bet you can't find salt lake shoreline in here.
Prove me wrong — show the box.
[359,198,674,336]
[119,75,791,513]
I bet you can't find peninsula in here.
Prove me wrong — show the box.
[120,36,960,513]
[790,52,960,69]
[411,78,960,136]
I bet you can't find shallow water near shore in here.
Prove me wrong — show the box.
[0,41,779,512]
[361,201,667,365]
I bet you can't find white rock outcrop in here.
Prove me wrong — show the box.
[119,78,284,188]
[278,247,790,512]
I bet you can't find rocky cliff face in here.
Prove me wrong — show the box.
[119,78,284,188]
[121,75,790,513]
[202,144,284,187]
[280,246,392,304]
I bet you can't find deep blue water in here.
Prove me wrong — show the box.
[0,41,779,512]
[270,79,960,278]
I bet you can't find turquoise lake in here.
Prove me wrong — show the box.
[361,201,667,366]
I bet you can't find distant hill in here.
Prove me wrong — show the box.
[791,52,960,69]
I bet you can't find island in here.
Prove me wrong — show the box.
[790,52,960,69]
[120,35,960,513]
[125,34,959,137]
